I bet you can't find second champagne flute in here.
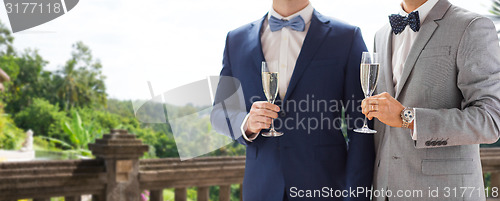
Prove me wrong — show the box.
[354,52,380,134]
[261,61,283,137]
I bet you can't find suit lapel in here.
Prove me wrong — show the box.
[379,25,396,97]
[250,14,267,72]
[394,0,452,99]
[374,27,392,164]
[283,10,332,102]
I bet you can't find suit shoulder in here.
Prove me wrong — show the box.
[327,16,361,33]
[444,5,493,26]
[227,17,263,37]
[314,11,360,32]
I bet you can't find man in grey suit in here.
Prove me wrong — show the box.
[362,0,500,200]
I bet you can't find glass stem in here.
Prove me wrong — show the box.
[270,118,276,132]
[362,116,368,128]
[362,94,370,128]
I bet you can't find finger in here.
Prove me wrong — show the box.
[381,92,393,98]
[367,111,380,120]
[249,107,278,118]
[364,96,376,102]
[249,117,271,127]
[248,122,269,132]
[255,102,280,112]
[369,104,379,112]
[362,101,369,114]
[377,92,392,99]
[370,97,388,107]
[372,92,390,99]
[251,101,268,109]
[362,105,369,115]
[258,121,271,129]
[252,115,273,125]
[361,99,368,109]
[362,98,372,112]
[255,109,278,119]
[368,99,379,105]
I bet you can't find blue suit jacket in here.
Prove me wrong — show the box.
[218,11,375,201]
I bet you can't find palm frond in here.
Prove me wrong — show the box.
[491,0,500,16]
[36,136,73,149]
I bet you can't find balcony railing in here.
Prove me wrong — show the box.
[0,129,499,201]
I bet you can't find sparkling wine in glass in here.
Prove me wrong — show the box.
[261,61,283,137]
[354,52,380,134]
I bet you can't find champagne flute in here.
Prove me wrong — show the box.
[354,52,380,134]
[261,61,283,137]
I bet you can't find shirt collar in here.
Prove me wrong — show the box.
[268,3,314,24]
[398,0,439,24]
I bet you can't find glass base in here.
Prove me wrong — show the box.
[354,127,377,134]
[261,130,283,137]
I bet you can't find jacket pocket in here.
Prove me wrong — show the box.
[421,158,474,175]
[419,46,451,58]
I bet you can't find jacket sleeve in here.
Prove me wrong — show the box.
[415,17,500,148]
[210,32,249,146]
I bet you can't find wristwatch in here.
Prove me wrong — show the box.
[401,107,415,129]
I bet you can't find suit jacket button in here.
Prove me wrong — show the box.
[280,111,286,117]
[431,141,438,146]
[425,141,431,146]
[443,141,448,145]
[436,141,443,146]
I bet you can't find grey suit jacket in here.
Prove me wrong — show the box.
[373,0,500,200]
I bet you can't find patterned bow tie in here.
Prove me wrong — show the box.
[389,11,420,35]
[269,15,305,32]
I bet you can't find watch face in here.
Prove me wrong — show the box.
[404,110,414,120]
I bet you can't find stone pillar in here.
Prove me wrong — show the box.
[33,198,50,201]
[197,187,209,201]
[89,129,149,201]
[175,188,187,201]
[239,184,243,201]
[92,194,104,201]
[491,172,500,198]
[219,185,231,201]
[65,196,82,201]
[150,190,164,201]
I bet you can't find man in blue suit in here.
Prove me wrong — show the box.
[212,0,374,200]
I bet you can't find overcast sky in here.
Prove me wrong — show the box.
[0,0,491,101]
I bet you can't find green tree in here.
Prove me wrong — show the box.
[57,42,106,111]
[0,20,14,56]
[4,49,49,114]
[0,21,59,114]
[106,98,135,118]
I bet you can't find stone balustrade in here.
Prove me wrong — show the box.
[1,129,499,201]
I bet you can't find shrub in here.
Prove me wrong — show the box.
[0,102,25,150]
[14,98,67,140]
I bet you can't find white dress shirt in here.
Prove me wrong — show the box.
[241,3,314,142]
[391,0,438,140]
